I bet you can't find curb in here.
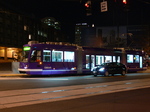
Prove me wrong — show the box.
[0,71,28,77]
[0,74,28,77]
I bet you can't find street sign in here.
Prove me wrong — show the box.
[101,1,108,12]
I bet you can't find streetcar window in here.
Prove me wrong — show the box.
[86,55,95,69]
[117,56,120,62]
[86,55,90,69]
[91,55,95,69]
[113,56,116,62]
[105,56,112,63]
[96,55,104,65]
[64,51,74,62]
[113,56,120,62]
[43,50,51,62]
[52,51,63,62]
[134,55,139,63]
[127,54,133,63]
[30,50,41,62]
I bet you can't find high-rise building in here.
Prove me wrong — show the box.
[0,4,66,62]
[41,17,61,30]
[76,25,149,50]
[75,23,89,45]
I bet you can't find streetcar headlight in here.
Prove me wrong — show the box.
[39,62,43,65]
[24,65,28,69]
[71,67,76,70]
[71,68,75,70]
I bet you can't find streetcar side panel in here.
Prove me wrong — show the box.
[125,50,146,72]
[19,43,78,75]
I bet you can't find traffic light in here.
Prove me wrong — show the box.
[85,0,91,8]
[123,0,129,11]
[85,3,90,8]
[123,0,127,4]
[85,0,92,16]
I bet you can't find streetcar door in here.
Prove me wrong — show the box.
[86,55,90,69]
[86,55,95,70]
[140,56,143,68]
[91,55,95,69]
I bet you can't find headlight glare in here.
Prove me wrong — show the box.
[91,67,97,71]
[99,67,105,71]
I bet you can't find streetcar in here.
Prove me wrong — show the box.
[18,41,146,75]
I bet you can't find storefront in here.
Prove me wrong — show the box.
[0,47,22,62]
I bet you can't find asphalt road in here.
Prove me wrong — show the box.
[0,72,150,112]
[0,72,150,91]
[0,87,150,112]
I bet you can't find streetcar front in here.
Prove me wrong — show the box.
[18,45,31,73]
[18,43,44,75]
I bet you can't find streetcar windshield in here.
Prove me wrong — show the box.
[21,51,30,62]
[21,46,31,62]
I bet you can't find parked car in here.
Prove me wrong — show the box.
[92,62,127,77]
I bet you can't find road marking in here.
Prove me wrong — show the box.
[0,78,150,109]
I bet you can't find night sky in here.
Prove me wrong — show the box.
[1,0,150,42]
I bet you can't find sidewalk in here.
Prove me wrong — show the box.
[0,71,28,77]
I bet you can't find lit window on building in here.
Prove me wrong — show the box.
[82,23,87,25]
[41,32,43,36]
[29,34,31,39]
[24,25,27,31]
[55,22,58,24]
[43,33,47,37]
[92,24,94,27]
[38,31,40,35]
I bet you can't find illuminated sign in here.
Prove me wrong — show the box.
[23,46,31,51]
[101,1,108,12]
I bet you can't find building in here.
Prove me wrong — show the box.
[0,4,67,62]
[76,24,149,50]
[75,23,89,46]
[41,17,61,30]
[95,26,127,48]
[41,17,66,42]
